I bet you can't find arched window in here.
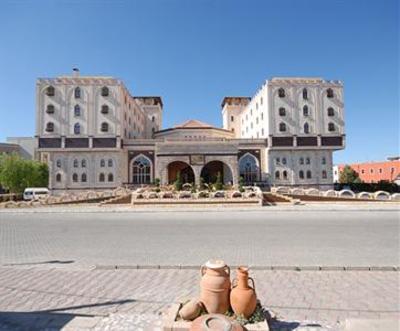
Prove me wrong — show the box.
[279,122,286,132]
[275,171,280,179]
[306,170,312,179]
[278,88,285,98]
[108,173,114,182]
[279,107,286,116]
[74,105,81,117]
[101,86,109,97]
[101,122,109,132]
[81,159,86,168]
[304,122,310,134]
[239,153,259,184]
[46,86,55,96]
[74,123,81,134]
[327,88,334,98]
[73,159,78,168]
[303,105,309,116]
[46,104,55,114]
[322,170,327,179]
[81,173,87,182]
[101,105,109,114]
[322,157,326,165]
[299,170,304,179]
[56,173,62,182]
[299,157,304,165]
[306,157,310,164]
[328,122,335,132]
[100,159,105,167]
[132,155,152,184]
[74,87,81,99]
[282,157,287,165]
[152,127,155,134]
[108,159,113,167]
[56,159,62,168]
[302,88,308,100]
[152,116,155,122]
[327,107,334,117]
[283,170,288,180]
[72,173,78,182]
[99,173,105,182]
[45,122,54,132]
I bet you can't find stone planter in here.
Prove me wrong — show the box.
[162,303,269,331]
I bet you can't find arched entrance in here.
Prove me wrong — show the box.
[201,161,233,185]
[239,153,259,184]
[168,161,195,184]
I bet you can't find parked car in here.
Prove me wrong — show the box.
[23,188,49,201]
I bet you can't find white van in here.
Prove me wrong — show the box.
[23,188,49,201]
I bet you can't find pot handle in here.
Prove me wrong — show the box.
[224,265,230,276]
[201,265,206,276]
[231,278,237,289]
[248,277,256,290]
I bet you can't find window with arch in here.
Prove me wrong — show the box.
[327,88,334,98]
[328,122,335,132]
[101,104,109,114]
[108,159,113,167]
[101,86,109,97]
[306,170,312,179]
[282,157,287,165]
[74,87,81,98]
[46,104,55,114]
[56,159,62,168]
[73,159,78,168]
[322,170,327,179]
[72,173,78,182]
[45,122,54,132]
[279,107,286,116]
[101,122,109,132]
[99,173,105,182]
[304,122,310,134]
[46,86,55,96]
[303,105,309,116]
[81,173,87,182]
[81,159,86,168]
[56,173,62,182]
[275,171,280,179]
[74,105,81,117]
[100,159,105,167]
[299,170,304,179]
[299,157,304,165]
[239,153,259,184]
[327,107,334,117]
[322,157,326,165]
[278,88,285,98]
[108,173,114,182]
[74,123,81,134]
[283,170,288,180]
[306,157,310,165]
[302,88,308,100]
[279,122,286,132]
[152,127,155,134]
[152,116,155,122]
[132,155,152,184]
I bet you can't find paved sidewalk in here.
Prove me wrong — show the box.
[0,266,398,330]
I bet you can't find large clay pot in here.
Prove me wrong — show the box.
[200,260,231,314]
[190,314,244,331]
[230,266,257,318]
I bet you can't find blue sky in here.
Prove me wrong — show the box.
[0,0,398,164]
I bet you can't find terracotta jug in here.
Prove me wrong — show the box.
[200,260,231,314]
[230,266,257,318]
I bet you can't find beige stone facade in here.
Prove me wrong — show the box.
[36,71,345,192]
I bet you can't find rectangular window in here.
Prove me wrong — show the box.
[231,115,234,122]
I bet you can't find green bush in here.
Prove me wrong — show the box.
[214,172,224,191]
[174,171,182,191]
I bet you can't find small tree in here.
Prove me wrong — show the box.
[174,171,182,191]
[239,176,245,193]
[339,165,362,184]
[214,172,224,190]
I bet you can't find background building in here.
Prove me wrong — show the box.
[35,71,345,191]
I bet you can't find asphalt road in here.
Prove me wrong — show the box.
[0,209,399,267]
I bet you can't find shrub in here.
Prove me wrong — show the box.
[214,172,224,191]
[174,171,183,191]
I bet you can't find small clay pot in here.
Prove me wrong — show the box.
[230,266,257,319]
[190,314,244,331]
[179,299,202,321]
